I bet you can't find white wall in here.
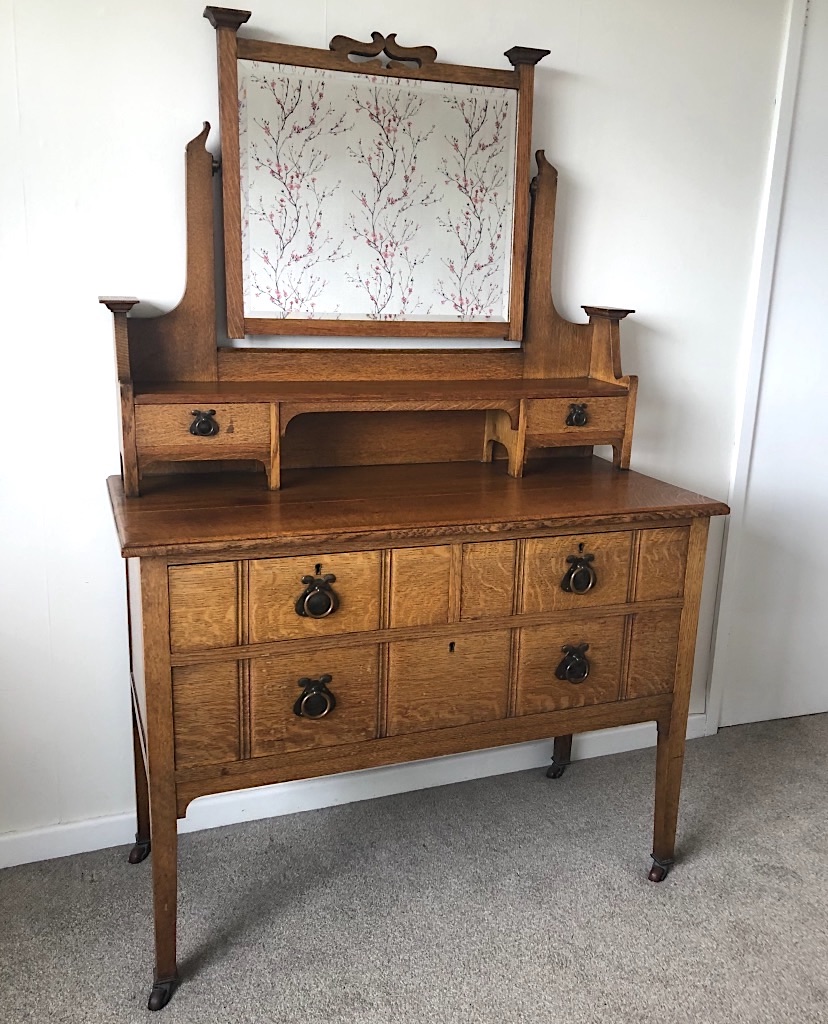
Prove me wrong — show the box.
[716,0,828,726]
[0,0,787,862]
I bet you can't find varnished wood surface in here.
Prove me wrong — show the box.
[236,36,519,89]
[124,125,218,383]
[168,598,685,668]
[248,550,381,643]
[250,646,380,757]
[174,693,673,812]
[242,318,514,339]
[387,631,513,735]
[460,540,516,620]
[389,545,453,627]
[109,459,729,559]
[522,531,634,612]
[216,348,526,382]
[516,616,626,715]
[133,377,629,403]
[168,562,239,653]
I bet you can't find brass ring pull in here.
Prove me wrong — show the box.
[293,675,336,719]
[560,554,596,594]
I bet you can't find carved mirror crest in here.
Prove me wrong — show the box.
[205,8,548,341]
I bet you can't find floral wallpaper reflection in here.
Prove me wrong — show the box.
[239,61,517,322]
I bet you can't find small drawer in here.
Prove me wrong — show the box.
[516,616,625,716]
[249,551,381,643]
[169,562,239,653]
[524,396,627,440]
[522,531,633,613]
[250,646,379,757]
[172,661,240,769]
[135,403,271,461]
[387,631,511,736]
[460,541,516,620]
[626,610,682,698]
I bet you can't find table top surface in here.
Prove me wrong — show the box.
[108,458,729,558]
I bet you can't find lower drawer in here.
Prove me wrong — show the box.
[250,646,379,757]
[516,616,625,715]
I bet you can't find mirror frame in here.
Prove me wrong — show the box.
[205,7,548,342]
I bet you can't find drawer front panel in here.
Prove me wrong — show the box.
[522,532,633,613]
[460,540,517,620]
[387,631,511,736]
[524,397,627,439]
[626,610,682,698]
[249,551,381,642]
[634,527,689,602]
[169,562,239,653]
[516,616,625,715]
[389,545,451,627]
[172,661,240,769]
[251,646,379,757]
[135,403,270,460]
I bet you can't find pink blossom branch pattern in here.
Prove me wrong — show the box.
[345,81,439,319]
[436,94,511,319]
[244,65,350,317]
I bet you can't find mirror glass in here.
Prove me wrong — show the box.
[238,60,518,324]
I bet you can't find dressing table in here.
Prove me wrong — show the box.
[102,8,728,1008]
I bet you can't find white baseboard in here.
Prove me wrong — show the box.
[0,713,708,869]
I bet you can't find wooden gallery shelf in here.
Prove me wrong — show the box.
[130,376,636,492]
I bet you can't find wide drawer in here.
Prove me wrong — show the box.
[386,631,511,736]
[249,550,381,642]
[524,396,627,440]
[522,531,633,612]
[135,402,270,460]
[250,645,380,757]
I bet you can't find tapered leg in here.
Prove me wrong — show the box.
[147,801,178,1010]
[128,705,152,864]
[547,734,573,779]
[649,717,686,882]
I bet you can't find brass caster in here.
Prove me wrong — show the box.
[647,856,673,883]
[148,978,176,1011]
[128,837,151,864]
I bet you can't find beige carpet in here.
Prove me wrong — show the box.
[2,714,827,1023]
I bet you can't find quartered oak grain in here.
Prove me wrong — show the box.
[109,458,729,558]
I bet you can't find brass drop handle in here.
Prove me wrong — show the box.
[294,574,339,618]
[560,553,596,594]
[189,409,219,437]
[555,643,590,683]
[293,675,336,719]
[566,403,588,427]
